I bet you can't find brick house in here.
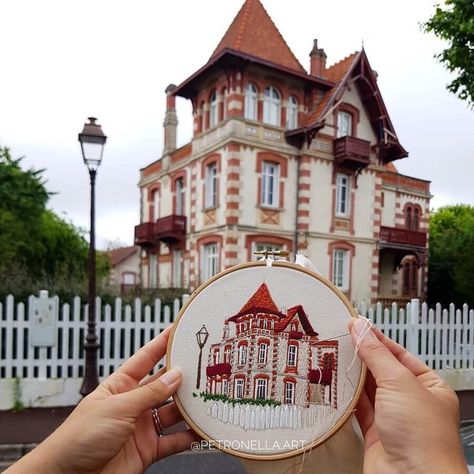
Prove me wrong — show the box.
[205,283,339,408]
[134,0,431,303]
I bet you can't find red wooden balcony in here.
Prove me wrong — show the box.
[380,226,427,247]
[206,363,232,377]
[134,215,186,247]
[334,136,371,169]
[308,369,333,386]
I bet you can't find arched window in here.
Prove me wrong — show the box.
[413,208,420,231]
[286,96,298,129]
[244,83,258,121]
[152,189,160,221]
[209,89,218,128]
[263,86,281,126]
[337,111,352,138]
[405,206,413,230]
[402,258,418,295]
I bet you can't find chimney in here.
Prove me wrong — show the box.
[309,39,327,78]
[163,84,178,155]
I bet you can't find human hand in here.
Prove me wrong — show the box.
[350,319,467,474]
[7,325,198,474]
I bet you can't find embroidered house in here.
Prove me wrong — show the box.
[205,283,338,408]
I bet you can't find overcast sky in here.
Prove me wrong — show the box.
[1,0,473,249]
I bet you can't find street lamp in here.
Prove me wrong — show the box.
[78,117,107,396]
[195,325,209,389]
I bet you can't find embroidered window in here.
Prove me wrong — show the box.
[287,344,298,367]
[335,173,350,217]
[172,250,182,288]
[261,161,280,207]
[204,162,218,208]
[209,90,218,128]
[263,86,281,126]
[244,83,258,121]
[152,189,160,221]
[235,378,244,399]
[258,343,268,364]
[224,346,231,363]
[284,381,295,404]
[222,378,228,396]
[255,378,268,399]
[238,344,247,365]
[286,96,298,129]
[175,177,185,215]
[201,243,218,281]
[337,111,352,138]
[333,249,349,291]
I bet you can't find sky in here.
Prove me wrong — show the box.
[1,0,473,249]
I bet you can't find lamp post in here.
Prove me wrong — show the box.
[78,117,107,397]
[195,325,209,389]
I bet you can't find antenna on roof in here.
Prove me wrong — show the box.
[361,38,365,50]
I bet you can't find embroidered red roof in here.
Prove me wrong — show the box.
[275,305,318,337]
[210,0,306,74]
[229,282,283,320]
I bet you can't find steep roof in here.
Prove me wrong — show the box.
[210,0,306,74]
[229,283,283,320]
[275,305,318,337]
[107,246,139,267]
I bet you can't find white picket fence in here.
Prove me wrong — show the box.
[0,294,473,408]
[0,292,188,381]
[357,300,474,370]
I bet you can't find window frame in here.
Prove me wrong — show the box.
[337,110,352,138]
[255,378,268,400]
[286,96,298,129]
[258,343,268,365]
[335,173,351,217]
[238,343,247,365]
[201,242,219,282]
[174,177,185,215]
[284,381,295,404]
[287,344,298,367]
[152,189,160,221]
[209,90,218,128]
[172,249,182,288]
[204,162,218,209]
[263,86,281,127]
[332,248,349,292]
[148,253,158,289]
[235,378,244,399]
[261,161,280,208]
[244,83,258,121]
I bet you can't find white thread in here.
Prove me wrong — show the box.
[347,316,373,375]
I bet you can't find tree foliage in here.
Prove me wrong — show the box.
[423,0,474,107]
[0,146,110,301]
[428,204,474,307]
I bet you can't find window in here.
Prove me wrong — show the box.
[204,162,218,208]
[402,260,418,295]
[413,208,420,231]
[201,243,219,281]
[337,111,352,138]
[405,206,412,230]
[210,90,218,128]
[175,178,185,215]
[238,344,247,365]
[287,345,298,367]
[222,378,228,396]
[263,86,281,126]
[149,254,158,288]
[284,382,295,404]
[152,190,160,221]
[235,378,244,399]
[224,346,230,363]
[286,96,298,129]
[335,174,350,217]
[255,378,267,399]
[258,343,268,365]
[122,273,135,285]
[222,87,227,120]
[253,242,282,260]
[333,249,349,291]
[245,83,258,120]
[261,161,280,207]
[172,250,182,288]
[213,350,219,364]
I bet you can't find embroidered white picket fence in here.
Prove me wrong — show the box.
[357,300,474,370]
[0,293,189,381]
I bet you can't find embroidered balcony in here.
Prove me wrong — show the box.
[206,363,232,377]
[134,222,155,247]
[308,369,333,386]
[134,215,187,247]
[334,136,371,171]
[380,226,427,248]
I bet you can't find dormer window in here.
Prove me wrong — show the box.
[209,90,218,128]
[286,96,298,129]
[337,111,352,138]
[244,83,258,121]
[263,86,281,126]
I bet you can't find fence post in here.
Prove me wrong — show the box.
[409,298,420,357]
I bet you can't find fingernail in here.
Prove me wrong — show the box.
[160,367,182,386]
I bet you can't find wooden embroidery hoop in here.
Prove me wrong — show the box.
[166,260,366,461]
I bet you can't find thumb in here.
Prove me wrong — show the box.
[350,319,411,386]
[118,366,182,414]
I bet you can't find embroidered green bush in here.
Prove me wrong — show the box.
[193,391,281,407]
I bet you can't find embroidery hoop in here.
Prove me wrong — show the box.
[166,260,366,461]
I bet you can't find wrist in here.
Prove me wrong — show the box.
[4,442,68,474]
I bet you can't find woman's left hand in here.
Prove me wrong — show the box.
[7,325,198,474]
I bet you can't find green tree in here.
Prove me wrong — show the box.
[0,146,110,300]
[428,204,474,307]
[423,0,474,107]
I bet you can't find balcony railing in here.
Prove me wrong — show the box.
[380,226,427,247]
[134,215,187,247]
[334,136,371,168]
